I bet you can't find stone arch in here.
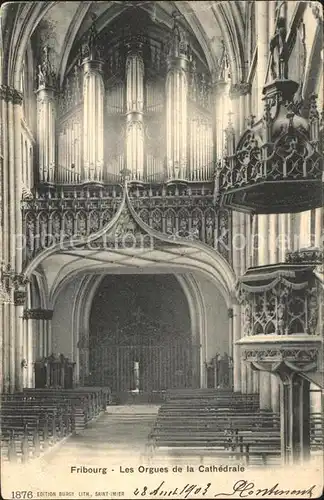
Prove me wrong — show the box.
[32,270,50,309]
[3,2,238,92]
[51,266,230,388]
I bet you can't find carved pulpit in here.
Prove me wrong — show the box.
[34,353,75,389]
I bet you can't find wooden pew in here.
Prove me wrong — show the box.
[1,386,111,463]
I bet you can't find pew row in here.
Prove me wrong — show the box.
[1,387,111,464]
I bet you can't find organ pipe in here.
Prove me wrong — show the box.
[82,58,104,182]
[125,40,145,180]
[166,18,189,180]
[36,88,56,183]
[189,117,213,181]
[166,69,188,180]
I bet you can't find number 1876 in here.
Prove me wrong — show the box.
[11,492,33,499]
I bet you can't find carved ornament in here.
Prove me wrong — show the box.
[23,308,54,320]
[230,82,251,98]
[0,85,23,105]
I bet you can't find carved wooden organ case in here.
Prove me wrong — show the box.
[23,17,232,270]
[56,20,213,185]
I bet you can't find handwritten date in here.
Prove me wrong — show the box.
[134,481,211,498]
[134,480,317,499]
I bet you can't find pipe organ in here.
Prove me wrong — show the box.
[189,116,213,181]
[82,59,105,182]
[125,37,145,181]
[53,20,214,186]
[57,114,82,184]
[36,88,56,184]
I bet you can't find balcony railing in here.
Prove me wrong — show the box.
[216,85,324,213]
[237,263,323,337]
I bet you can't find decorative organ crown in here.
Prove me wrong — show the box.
[166,13,191,61]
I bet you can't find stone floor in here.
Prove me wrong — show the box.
[44,405,160,465]
[2,405,322,500]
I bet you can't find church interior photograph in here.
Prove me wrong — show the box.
[0,0,323,473]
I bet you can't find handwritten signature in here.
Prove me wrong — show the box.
[133,480,317,498]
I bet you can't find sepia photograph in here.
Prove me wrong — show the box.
[0,0,323,498]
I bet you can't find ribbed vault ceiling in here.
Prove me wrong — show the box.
[2,1,247,87]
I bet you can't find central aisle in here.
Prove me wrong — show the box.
[45,405,160,465]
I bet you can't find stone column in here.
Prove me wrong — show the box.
[233,303,241,392]
[270,373,280,413]
[269,214,280,412]
[258,214,269,264]
[24,309,53,385]
[278,214,288,261]
[239,212,248,395]
[246,364,254,394]
[251,214,258,266]
[232,209,242,393]
[39,319,44,358]
[314,208,323,247]
[252,370,259,394]
[259,371,272,410]
[212,80,228,161]
[82,57,104,182]
[269,214,278,264]
[240,357,247,393]
[287,213,294,252]
[228,308,233,359]
[166,18,189,180]
[232,211,241,277]
[245,213,252,270]
[255,1,269,116]
[0,276,27,394]
[310,384,322,414]
[125,36,145,181]
[230,82,252,137]
[258,213,271,408]
[0,85,26,393]
[299,210,312,248]
[279,373,310,464]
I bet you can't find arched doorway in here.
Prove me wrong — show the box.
[88,274,199,397]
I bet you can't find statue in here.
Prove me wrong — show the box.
[37,64,45,87]
[81,13,100,61]
[269,16,288,81]
[37,46,55,88]
[205,214,214,245]
[88,20,98,57]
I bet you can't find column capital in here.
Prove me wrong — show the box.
[0,85,23,104]
[210,79,228,94]
[81,58,104,75]
[23,308,54,320]
[309,1,323,21]
[0,263,29,306]
[230,82,251,99]
[167,55,189,72]
[35,86,56,102]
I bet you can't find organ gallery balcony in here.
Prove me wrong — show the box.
[236,250,323,375]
